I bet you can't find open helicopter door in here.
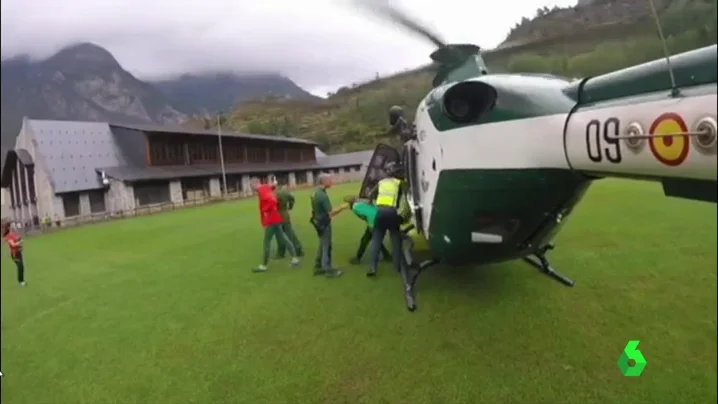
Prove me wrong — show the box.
[358,144,401,199]
[403,143,424,235]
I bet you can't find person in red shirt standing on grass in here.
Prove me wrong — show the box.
[2,220,27,287]
[250,178,300,273]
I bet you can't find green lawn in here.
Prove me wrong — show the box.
[2,180,716,404]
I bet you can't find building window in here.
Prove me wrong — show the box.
[182,178,210,201]
[134,181,171,206]
[269,147,285,163]
[286,148,301,163]
[276,173,289,186]
[62,193,81,217]
[223,142,244,164]
[300,148,314,162]
[149,137,184,165]
[88,190,106,213]
[247,146,265,163]
[203,142,218,161]
[10,179,17,208]
[27,166,36,202]
[295,171,308,185]
[18,165,28,205]
[188,139,219,164]
[224,174,241,193]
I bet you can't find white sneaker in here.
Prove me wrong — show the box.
[290,258,300,267]
[19,282,26,287]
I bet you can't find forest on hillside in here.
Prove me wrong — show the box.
[215,1,717,154]
[506,2,716,75]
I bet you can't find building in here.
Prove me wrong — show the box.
[1,118,373,226]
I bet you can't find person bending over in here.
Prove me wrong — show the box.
[343,196,392,265]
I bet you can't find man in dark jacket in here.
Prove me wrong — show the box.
[275,185,304,258]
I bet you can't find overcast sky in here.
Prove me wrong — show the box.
[1,0,577,96]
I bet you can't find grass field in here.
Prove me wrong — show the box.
[1,180,716,404]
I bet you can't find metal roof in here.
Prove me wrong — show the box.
[110,123,318,145]
[16,117,371,191]
[28,120,127,194]
[0,148,34,188]
[98,150,373,183]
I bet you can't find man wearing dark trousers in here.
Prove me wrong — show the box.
[343,196,392,265]
[366,163,405,277]
[311,173,348,278]
[3,220,26,287]
[275,185,304,258]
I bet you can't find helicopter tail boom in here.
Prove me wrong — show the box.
[563,45,717,202]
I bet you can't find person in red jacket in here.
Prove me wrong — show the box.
[251,178,300,272]
[2,220,26,287]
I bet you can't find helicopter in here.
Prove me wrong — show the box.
[351,0,718,311]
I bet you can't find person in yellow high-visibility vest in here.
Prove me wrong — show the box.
[366,162,406,277]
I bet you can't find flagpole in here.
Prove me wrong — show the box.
[216,113,228,197]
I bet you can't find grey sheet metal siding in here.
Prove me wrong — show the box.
[316,150,373,167]
[110,123,318,145]
[108,126,149,168]
[98,150,375,182]
[29,120,127,193]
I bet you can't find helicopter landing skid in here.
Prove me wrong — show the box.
[523,244,575,287]
[400,258,440,312]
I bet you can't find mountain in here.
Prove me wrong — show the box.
[151,72,321,115]
[194,0,716,154]
[0,43,188,157]
[0,42,319,162]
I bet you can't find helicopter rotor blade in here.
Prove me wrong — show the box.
[350,0,447,49]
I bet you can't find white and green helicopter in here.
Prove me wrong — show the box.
[353,1,718,311]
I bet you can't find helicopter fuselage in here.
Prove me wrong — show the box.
[401,46,717,266]
[406,74,591,265]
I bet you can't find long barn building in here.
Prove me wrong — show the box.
[1,119,372,226]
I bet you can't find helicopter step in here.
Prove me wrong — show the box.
[400,258,440,312]
[522,243,575,287]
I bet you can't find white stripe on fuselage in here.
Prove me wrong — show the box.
[411,107,570,237]
[437,114,572,170]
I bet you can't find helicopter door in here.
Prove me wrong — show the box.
[358,143,401,199]
[403,143,424,233]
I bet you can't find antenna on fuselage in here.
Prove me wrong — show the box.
[647,0,678,96]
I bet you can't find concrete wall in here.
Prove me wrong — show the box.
[8,164,366,228]
[106,178,135,213]
[0,189,8,218]
[209,178,221,198]
[169,180,183,205]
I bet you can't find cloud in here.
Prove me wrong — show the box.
[1,0,577,95]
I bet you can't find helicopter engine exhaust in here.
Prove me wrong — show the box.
[441,81,497,124]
